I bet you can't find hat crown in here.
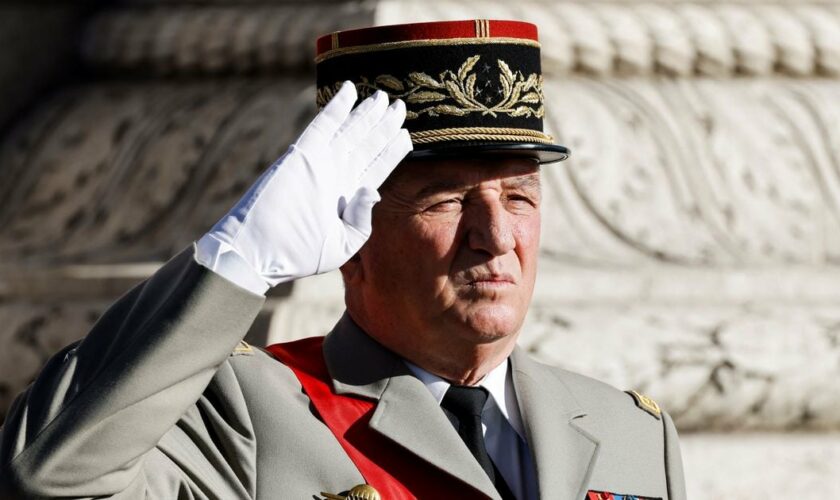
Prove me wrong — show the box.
[315,20,569,164]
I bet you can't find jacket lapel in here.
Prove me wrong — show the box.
[511,348,600,500]
[322,314,500,500]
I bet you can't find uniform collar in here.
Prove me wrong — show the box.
[323,312,502,499]
[322,313,601,500]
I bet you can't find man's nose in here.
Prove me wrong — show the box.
[465,199,516,256]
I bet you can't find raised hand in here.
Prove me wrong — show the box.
[196,81,412,293]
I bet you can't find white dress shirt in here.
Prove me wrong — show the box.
[405,359,539,500]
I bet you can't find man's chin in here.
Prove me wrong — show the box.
[458,306,524,343]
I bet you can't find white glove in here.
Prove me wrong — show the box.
[195,81,412,295]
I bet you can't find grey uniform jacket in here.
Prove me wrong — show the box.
[0,248,686,500]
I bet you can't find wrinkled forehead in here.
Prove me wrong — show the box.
[382,156,541,194]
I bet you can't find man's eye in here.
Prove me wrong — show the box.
[426,199,461,211]
[507,194,537,207]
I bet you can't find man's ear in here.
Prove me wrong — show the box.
[339,252,364,285]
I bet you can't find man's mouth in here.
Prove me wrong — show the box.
[465,273,516,288]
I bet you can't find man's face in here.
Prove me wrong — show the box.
[345,156,541,356]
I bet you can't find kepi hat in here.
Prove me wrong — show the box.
[315,20,570,164]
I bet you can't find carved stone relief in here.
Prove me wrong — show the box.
[376,1,840,77]
[0,301,107,418]
[4,77,839,266]
[521,301,840,431]
[540,77,840,266]
[0,80,314,264]
[82,4,375,75]
[78,2,840,77]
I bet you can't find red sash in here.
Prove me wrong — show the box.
[266,337,490,500]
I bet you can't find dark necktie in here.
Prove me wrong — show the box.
[441,385,516,500]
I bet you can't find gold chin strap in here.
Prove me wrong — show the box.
[410,126,554,145]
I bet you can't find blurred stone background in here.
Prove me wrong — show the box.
[1,0,840,497]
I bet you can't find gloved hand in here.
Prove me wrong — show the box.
[195,81,412,295]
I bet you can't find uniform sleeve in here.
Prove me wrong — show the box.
[0,246,265,499]
[662,411,687,500]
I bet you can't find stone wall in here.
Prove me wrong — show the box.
[1,0,839,496]
[0,3,87,135]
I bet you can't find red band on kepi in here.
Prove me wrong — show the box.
[316,20,539,56]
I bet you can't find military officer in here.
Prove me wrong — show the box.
[0,20,686,500]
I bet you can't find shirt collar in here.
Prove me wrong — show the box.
[404,360,451,404]
[404,358,525,437]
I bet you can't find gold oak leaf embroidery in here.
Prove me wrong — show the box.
[316,55,544,120]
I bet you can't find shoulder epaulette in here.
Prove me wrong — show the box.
[626,390,661,420]
[231,340,254,356]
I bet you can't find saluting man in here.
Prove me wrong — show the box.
[0,20,686,500]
